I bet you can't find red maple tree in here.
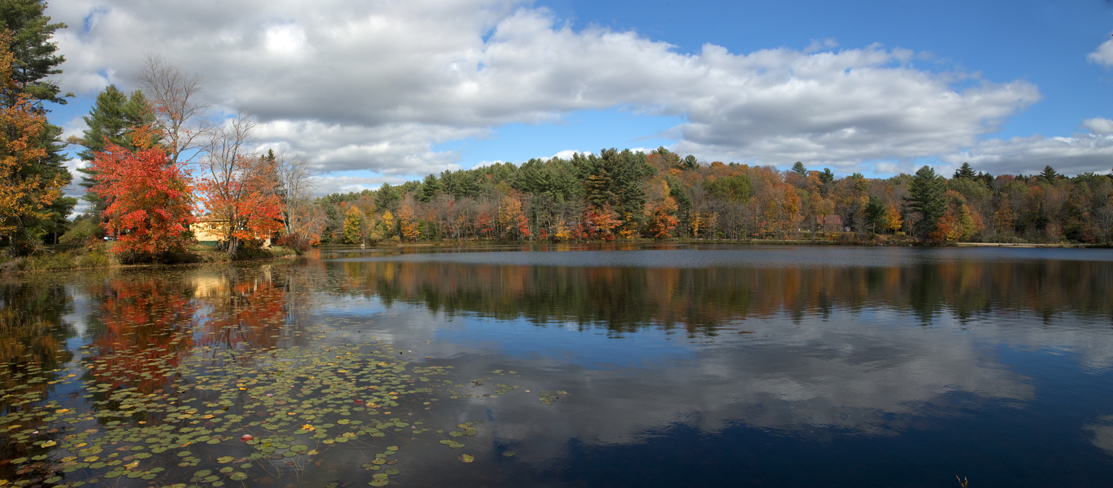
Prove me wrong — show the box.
[90,142,196,258]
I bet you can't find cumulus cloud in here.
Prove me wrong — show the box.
[1083,117,1113,134]
[941,132,1113,176]
[252,120,483,174]
[1088,37,1113,67]
[310,174,409,196]
[49,0,1050,177]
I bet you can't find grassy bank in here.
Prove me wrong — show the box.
[0,242,300,275]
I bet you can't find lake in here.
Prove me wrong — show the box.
[2,244,1113,487]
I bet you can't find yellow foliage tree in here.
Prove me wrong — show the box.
[0,33,63,254]
[884,203,903,233]
[343,205,363,245]
[398,204,419,241]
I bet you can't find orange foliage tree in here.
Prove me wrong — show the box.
[198,114,284,256]
[198,154,284,256]
[646,197,679,238]
[0,33,64,255]
[90,142,195,259]
[499,192,529,240]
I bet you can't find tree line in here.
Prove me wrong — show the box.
[312,152,1113,246]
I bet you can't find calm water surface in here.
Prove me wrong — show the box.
[2,244,1113,487]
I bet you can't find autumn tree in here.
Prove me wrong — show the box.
[72,85,157,221]
[0,3,74,251]
[197,113,284,257]
[0,32,64,255]
[397,200,420,241]
[343,205,363,245]
[89,143,195,261]
[646,196,679,238]
[498,191,529,240]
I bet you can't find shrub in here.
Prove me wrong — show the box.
[59,217,102,247]
[76,251,109,268]
[268,246,297,258]
[24,253,74,271]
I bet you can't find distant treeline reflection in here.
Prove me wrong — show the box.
[332,259,1113,332]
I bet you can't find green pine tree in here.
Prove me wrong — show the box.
[0,0,66,106]
[73,85,158,221]
[952,162,976,180]
[865,195,887,233]
[418,174,441,203]
[905,165,947,241]
[0,0,73,252]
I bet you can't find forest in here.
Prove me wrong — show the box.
[308,152,1113,246]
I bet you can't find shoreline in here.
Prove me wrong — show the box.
[4,238,1104,276]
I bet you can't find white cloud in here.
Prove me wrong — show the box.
[252,120,483,174]
[549,149,583,160]
[804,38,839,53]
[1083,117,1113,134]
[1088,37,1113,67]
[48,0,1046,177]
[310,174,408,196]
[941,132,1113,176]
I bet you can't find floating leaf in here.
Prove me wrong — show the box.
[216,456,235,464]
[460,454,474,463]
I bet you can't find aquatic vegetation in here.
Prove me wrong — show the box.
[0,321,536,487]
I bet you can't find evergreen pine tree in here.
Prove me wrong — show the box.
[905,165,947,241]
[0,1,73,251]
[952,162,976,180]
[73,86,158,221]
[418,174,441,203]
[0,0,66,106]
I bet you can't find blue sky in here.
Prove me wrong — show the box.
[46,0,1113,197]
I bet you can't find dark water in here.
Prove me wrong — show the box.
[3,244,1113,488]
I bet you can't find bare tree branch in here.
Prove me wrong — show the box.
[135,54,212,164]
[274,151,317,240]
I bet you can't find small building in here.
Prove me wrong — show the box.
[191,216,225,245]
[189,216,272,248]
[816,214,843,232]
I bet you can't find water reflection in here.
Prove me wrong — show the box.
[86,276,197,395]
[0,247,1112,487]
[327,249,1113,333]
[0,280,75,481]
